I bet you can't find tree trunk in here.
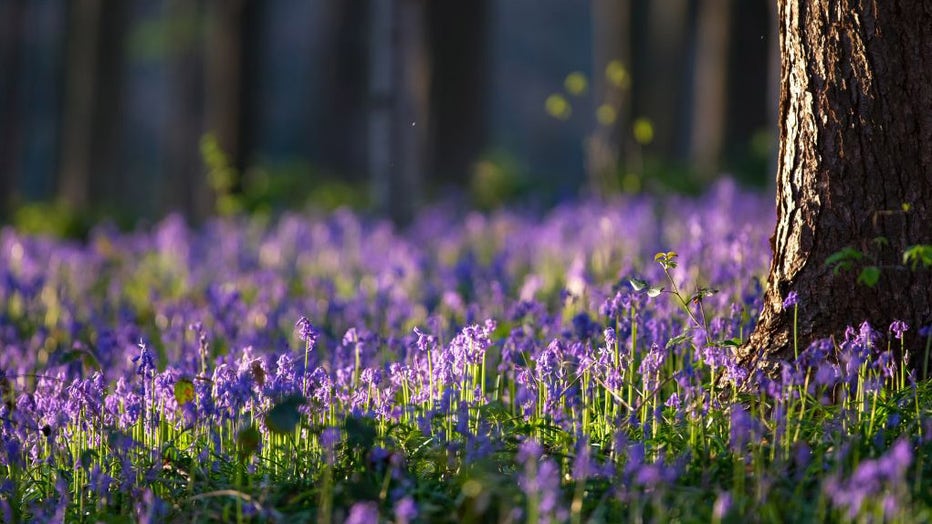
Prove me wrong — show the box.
[368,0,429,224]
[88,0,128,213]
[688,0,729,180]
[427,0,489,188]
[205,0,245,175]
[586,0,630,195]
[164,0,208,221]
[0,0,26,216]
[634,0,690,161]
[740,0,932,375]
[58,0,127,215]
[58,0,104,211]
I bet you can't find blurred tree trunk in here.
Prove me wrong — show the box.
[740,0,932,375]
[586,0,630,195]
[687,0,730,180]
[58,0,101,211]
[0,0,26,217]
[722,0,771,186]
[368,0,429,224]
[632,0,690,162]
[427,1,489,187]
[319,0,369,181]
[205,0,247,177]
[765,0,780,193]
[164,0,208,221]
[58,0,127,214]
[88,1,128,213]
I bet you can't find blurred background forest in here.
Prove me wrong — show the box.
[0,0,777,234]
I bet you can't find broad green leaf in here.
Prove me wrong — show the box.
[174,378,195,405]
[857,266,881,287]
[345,415,377,450]
[825,247,863,274]
[646,287,664,298]
[79,449,99,469]
[265,395,306,435]
[237,424,260,457]
[903,245,932,269]
[628,277,648,292]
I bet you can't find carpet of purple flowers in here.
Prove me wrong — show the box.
[1,180,930,522]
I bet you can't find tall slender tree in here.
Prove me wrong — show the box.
[0,0,26,216]
[368,0,429,224]
[164,0,208,221]
[587,0,630,195]
[58,0,128,214]
[688,0,730,180]
[740,0,932,375]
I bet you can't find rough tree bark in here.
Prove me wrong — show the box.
[739,1,932,374]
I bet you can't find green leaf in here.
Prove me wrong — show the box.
[857,266,881,287]
[79,449,99,469]
[646,287,664,298]
[903,245,932,269]
[236,424,260,458]
[345,415,377,450]
[690,287,719,303]
[265,395,306,435]
[59,347,102,371]
[664,332,691,350]
[825,247,864,274]
[628,277,648,292]
[174,378,195,405]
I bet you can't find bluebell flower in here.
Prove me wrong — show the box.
[889,320,909,340]
[345,501,379,524]
[782,291,798,309]
[824,438,912,519]
[394,496,418,524]
[295,316,320,345]
[133,339,156,378]
[713,491,732,521]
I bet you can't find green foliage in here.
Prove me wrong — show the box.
[126,10,202,61]
[827,242,931,288]
[200,133,242,217]
[857,265,881,287]
[470,150,527,209]
[200,135,368,217]
[825,246,864,274]
[174,378,196,405]
[265,395,306,435]
[236,423,261,459]
[903,245,932,270]
[654,251,679,270]
[12,201,91,238]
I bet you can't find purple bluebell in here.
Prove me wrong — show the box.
[394,496,418,524]
[344,501,379,524]
[133,339,156,378]
[889,320,908,340]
